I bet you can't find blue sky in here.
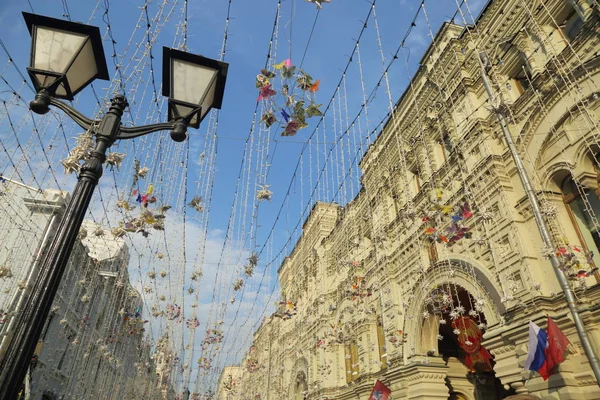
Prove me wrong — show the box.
[0,0,487,394]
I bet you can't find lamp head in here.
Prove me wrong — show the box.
[23,12,109,101]
[162,47,228,129]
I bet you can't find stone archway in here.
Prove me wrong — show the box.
[403,258,514,400]
[419,283,513,400]
[405,258,504,359]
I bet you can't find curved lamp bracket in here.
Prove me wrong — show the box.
[49,98,97,132]
[46,97,181,141]
[118,122,176,140]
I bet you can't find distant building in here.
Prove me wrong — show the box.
[220,1,600,399]
[153,331,177,399]
[0,178,159,399]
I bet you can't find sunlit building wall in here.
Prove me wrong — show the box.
[220,1,600,399]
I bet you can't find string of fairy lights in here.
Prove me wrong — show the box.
[1,0,599,398]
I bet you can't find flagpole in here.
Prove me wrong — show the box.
[478,51,600,385]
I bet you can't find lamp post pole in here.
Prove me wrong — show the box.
[478,52,600,385]
[0,95,130,399]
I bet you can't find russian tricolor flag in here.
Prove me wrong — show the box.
[524,318,570,380]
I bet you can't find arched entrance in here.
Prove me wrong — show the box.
[422,283,515,400]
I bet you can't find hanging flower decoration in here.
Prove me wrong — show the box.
[554,240,598,284]
[117,184,168,237]
[256,60,323,137]
[111,224,126,238]
[123,307,148,335]
[198,357,212,371]
[166,304,181,321]
[423,194,474,245]
[274,300,297,320]
[246,356,261,373]
[345,276,372,301]
[116,199,135,211]
[186,317,200,329]
[202,328,224,347]
[425,288,453,314]
[222,374,236,392]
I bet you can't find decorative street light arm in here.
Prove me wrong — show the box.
[45,95,181,141]
[48,98,97,132]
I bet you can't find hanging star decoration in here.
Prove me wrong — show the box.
[305,0,331,9]
[233,278,244,291]
[244,253,259,277]
[256,60,323,136]
[256,184,272,202]
[60,132,95,175]
[105,152,126,169]
[188,196,204,212]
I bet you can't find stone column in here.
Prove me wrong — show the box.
[484,328,529,395]
[405,358,449,399]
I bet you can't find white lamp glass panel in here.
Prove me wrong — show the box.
[172,59,217,104]
[174,104,195,119]
[54,82,68,97]
[199,77,217,120]
[65,38,98,93]
[34,72,57,88]
[33,27,87,73]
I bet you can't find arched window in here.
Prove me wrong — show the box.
[562,177,600,266]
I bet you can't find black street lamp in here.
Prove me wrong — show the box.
[0,13,228,399]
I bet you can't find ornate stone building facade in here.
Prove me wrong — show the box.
[220,1,600,399]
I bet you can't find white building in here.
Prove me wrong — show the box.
[0,177,158,399]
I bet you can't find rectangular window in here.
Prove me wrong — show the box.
[344,344,352,383]
[442,133,453,159]
[377,318,388,370]
[350,341,360,380]
[563,10,584,42]
[409,167,420,196]
[428,241,438,264]
[344,341,360,382]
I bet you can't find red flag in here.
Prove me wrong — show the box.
[368,380,391,400]
[546,317,569,374]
